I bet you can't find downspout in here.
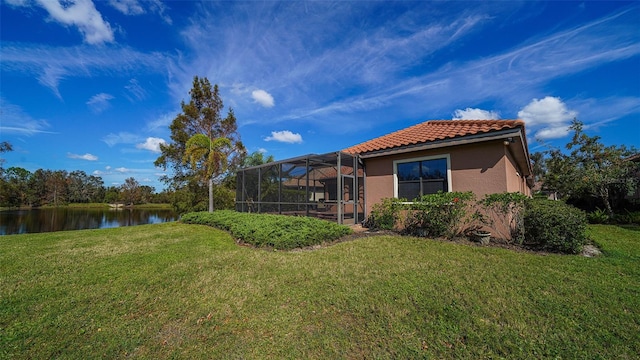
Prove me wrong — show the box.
[337,152,342,224]
[278,163,282,214]
[306,157,310,217]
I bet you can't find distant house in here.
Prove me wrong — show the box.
[236,119,533,224]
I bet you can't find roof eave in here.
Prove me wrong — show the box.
[356,128,524,159]
[358,127,534,180]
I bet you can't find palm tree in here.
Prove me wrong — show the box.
[183,133,232,212]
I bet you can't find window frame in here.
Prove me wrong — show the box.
[393,154,452,200]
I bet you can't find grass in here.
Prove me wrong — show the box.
[1,223,638,359]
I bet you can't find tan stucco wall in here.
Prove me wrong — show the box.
[504,146,532,196]
[362,140,529,215]
[504,146,522,193]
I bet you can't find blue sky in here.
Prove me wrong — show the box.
[1,0,639,191]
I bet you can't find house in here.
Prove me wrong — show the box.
[236,119,533,224]
[344,119,533,216]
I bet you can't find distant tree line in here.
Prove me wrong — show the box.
[0,165,169,208]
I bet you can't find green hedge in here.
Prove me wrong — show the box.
[181,210,353,250]
[524,199,588,254]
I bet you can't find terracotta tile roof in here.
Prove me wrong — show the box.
[343,119,525,155]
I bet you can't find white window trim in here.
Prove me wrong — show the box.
[393,154,452,200]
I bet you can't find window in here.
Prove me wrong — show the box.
[395,156,450,200]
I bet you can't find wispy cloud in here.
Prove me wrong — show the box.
[67,152,98,161]
[145,112,175,132]
[0,97,54,135]
[172,2,638,137]
[86,93,114,113]
[265,130,303,144]
[171,2,491,114]
[571,96,640,128]
[124,78,147,102]
[2,43,168,98]
[102,132,140,146]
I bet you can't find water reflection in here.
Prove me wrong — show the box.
[0,208,178,235]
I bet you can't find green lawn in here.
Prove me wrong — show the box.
[1,223,638,359]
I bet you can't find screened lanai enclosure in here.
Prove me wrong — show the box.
[236,152,365,225]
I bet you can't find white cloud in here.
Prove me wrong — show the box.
[108,0,171,24]
[136,137,166,152]
[265,130,303,144]
[518,96,578,140]
[535,126,571,140]
[452,108,500,120]
[108,0,144,15]
[34,0,114,45]
[257,148,268,153]
[518,96,577,127]
[67,152,98,161]
[115,167,129,173]
[93,165,112,175]
[86,93,114,113]
[252,89,275,108]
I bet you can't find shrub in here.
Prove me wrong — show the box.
[403,191,475,239]
[587,208,610,224]
[523,199,588,254]
[181,210,353,250]
[478,192,528,243]
[364,197,405,230]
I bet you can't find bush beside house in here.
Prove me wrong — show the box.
[364,192,588,254]
[523,200,588,254]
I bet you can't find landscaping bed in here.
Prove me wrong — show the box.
[180,210,353,250]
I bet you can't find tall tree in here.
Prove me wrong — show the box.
[0,141,12,172]
[0,167,31,207]
[120,177,142,205]
[27,169,49,207]
[183,134,233,211]
[529,152,546,183]
[45,170,69,206]
[544,119,638,216]
[155,76,246,212]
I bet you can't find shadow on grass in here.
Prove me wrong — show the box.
[616,224,640,232]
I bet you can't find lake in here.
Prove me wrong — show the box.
[0,208,178,235]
